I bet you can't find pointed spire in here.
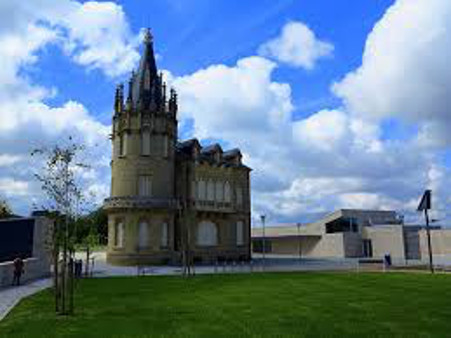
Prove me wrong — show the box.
[130,27,160,110]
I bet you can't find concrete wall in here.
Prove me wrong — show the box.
[0,216,52,288]
[343,232,363,257]
[419,229,451,265]
[363,225,405,263]
[253,234,346,258]
[0,257,50,288]
[306,233,346,258]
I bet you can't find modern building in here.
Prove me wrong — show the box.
[251,209,450,264]
[0,212,52,287]
[104,30,251,266]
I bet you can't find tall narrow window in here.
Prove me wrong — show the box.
[236,221,244,245]
[160,222,168,248]
[138,221,149,249]
[215,181,223,202]
[191,180,196,200]
[163,136,169,157]
[207,180,215,201]
[198,180,206,201]
[224,181,231,203]
[197,221,218,246]
[138,175,152,196]
[141,130,150,156]
[119,134,125,156]
[236,186,243,206]
[115,222,124,248]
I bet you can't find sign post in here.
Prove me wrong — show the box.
[417,190,434,273]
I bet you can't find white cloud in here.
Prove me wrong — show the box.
[0,179,29,197]
[293,110,350,152]
[0,0,128,214]
[259,21,333,69]
[168,51,441,224]
[59,1,140,77]
[333,0,451,148]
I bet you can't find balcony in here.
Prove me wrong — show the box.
[103,196,179,210]
[192,200,243,213]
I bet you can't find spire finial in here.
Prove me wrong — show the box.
[143,28,153,44]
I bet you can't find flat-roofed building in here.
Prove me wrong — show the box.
[251,209,433,264]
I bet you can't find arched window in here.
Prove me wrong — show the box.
[198,180,206,201]
[138,221,149,249]
[141,130,150,156]
[236,221,244,245]
[115,221,124,248]
[224,181,231,203]
[160,222,168,248]
[197,221,218,246]
[207,180,215,201]
[215,181,223,202]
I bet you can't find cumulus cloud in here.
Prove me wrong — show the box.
[0,0,129,214]
[333,0,451,148]
[259,21,333,69]
[168,51,440,224]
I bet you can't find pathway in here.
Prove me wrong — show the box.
[0,278,52,321]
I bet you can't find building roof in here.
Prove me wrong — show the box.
[251,224,322,238]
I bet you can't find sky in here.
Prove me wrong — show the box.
[0,0,450,227]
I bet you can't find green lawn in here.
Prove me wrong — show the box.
[1,272,451,337]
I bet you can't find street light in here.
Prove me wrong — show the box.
[260,214,266,267]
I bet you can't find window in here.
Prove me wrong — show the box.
[114,222,124,248]
[138,176,152,196]
[197,221,218,246]
[197,180,206,201]
[119,133,127,156]
[236,221,244,245]
[236,186,243,205]
[191,180,196,200]
[160,222,168,248]
[224,181,231,203]
[138,221,149,249]
[163,136,169,157]
[207,180,215,201]
[141,130,150,156]
[215,181,223,202]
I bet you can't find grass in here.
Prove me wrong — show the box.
[1,272,451,337]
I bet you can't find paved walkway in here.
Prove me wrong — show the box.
[0,278,52,321]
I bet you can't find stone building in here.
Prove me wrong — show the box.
[104,30,251,265]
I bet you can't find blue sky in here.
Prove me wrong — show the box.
[34,0,394,123]
[0,0,450,226]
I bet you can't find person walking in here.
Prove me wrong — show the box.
[12,257,24,286]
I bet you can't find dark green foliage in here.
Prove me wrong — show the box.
[73,207,108,246]
[0,198,12,219]
[1,272,451,337]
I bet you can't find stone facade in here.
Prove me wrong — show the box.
[104,30,251,266]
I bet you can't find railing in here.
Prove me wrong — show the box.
[103,196,179,210]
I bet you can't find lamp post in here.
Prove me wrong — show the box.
[417,190,433,273]
[260,214,266,267]
[296,222,302,262]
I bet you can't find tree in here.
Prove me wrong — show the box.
[0,198,12,219]
[31,137,88,315]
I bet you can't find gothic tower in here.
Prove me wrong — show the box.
[104,29,179,265]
